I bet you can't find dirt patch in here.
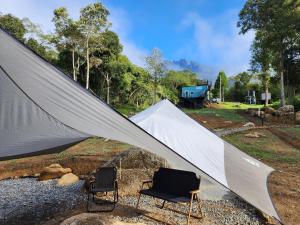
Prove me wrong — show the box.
[268,128,300,150]
[190,114,243,130]
[0,138,129,180]
[268,169,300,225]
[225,129,300,225]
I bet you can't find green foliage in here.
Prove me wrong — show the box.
[162,70,198,103]
[0,14,26,40]
[212,71,228,100]
[226,72,253,102]
[145,48,166,103]
[238,0,300,106]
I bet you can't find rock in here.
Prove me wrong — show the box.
[277,105,294,116]
[278,105,294,113]
[264,107,276,115]
[60,213,107,225]
[224,121,232,124]
[244,132,266,138]
[39,164,72,181]
[242,122,255,127]
[264,113,273,120]
[57,173,79,186]
[202,120,207,124]
[296,111,300,124]
[48,163,63,169]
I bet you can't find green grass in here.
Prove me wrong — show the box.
[224,130,300,164]
[114,104,145,117]
[280,127,300,137]
[219,102,264,110]
[184,107,246,122]
[72,137,131,155]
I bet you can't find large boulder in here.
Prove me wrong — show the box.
[57,173,79,186]
[278,105,294,116]
[39,164,72,181]
[296,111,300,124]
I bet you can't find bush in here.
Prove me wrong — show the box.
[293,95,300,112]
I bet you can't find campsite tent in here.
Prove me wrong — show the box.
[0,28,280,222]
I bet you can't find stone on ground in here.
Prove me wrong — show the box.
[243,122,255,127]
[39,163,72,181]
[244,132,266,138]
[57,173,79,186]
[60,213,147,225]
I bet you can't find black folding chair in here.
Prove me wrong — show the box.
[87,167,119,212]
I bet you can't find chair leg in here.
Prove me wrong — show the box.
[187,195,194,225]
[161,200,166,209]
[87,192,90,212]
[195,194,203,218]
[136,193,142,209]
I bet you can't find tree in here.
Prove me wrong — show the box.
[145,48,166,104]
[53,7,84,81]
[213,71,228,102]
[89,31,123,104]
[79,3,110,89]
[0,14,26,40]
[250,31,273,106]
[238,0,300,106]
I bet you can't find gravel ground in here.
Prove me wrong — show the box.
[0,178,85,225]
[0,178,263,225]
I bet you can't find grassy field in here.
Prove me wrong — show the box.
[224,129,300,164]
[218,102,264,110]
[184,107,246,122]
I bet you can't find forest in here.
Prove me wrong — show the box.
[0,0,299,112]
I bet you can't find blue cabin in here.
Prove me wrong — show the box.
[181,86,208,99]
[179,83,210,108]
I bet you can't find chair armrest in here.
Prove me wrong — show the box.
[142,180,152,184]
[190,189,201,194]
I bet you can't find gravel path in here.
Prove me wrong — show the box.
[0,178,263,225]
[0,178,85,225]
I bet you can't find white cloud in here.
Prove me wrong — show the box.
[179,11,255,76]
[108,7,148,67]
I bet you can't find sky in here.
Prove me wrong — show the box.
[0,0,254,77]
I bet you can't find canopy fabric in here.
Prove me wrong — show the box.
[0,28,280,222]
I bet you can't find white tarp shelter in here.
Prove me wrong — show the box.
[0,28,280,222]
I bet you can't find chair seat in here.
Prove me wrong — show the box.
[140,188,191,203]
[91,187,115,193]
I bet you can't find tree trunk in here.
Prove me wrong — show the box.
[219,77,222,101]
[72,49,77,81]
[279,52,285,106]
[153,75,157,104]
[106,77,110,104]
[76,57,80,80]
[288,86,295,105]
[265,80,269,106]
[85,40,90,90]
[222,85,225,102]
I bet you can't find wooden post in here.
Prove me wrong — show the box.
[119,158,122,180]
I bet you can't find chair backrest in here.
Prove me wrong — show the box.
[152,167,200,197]
[94,167,117,189]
